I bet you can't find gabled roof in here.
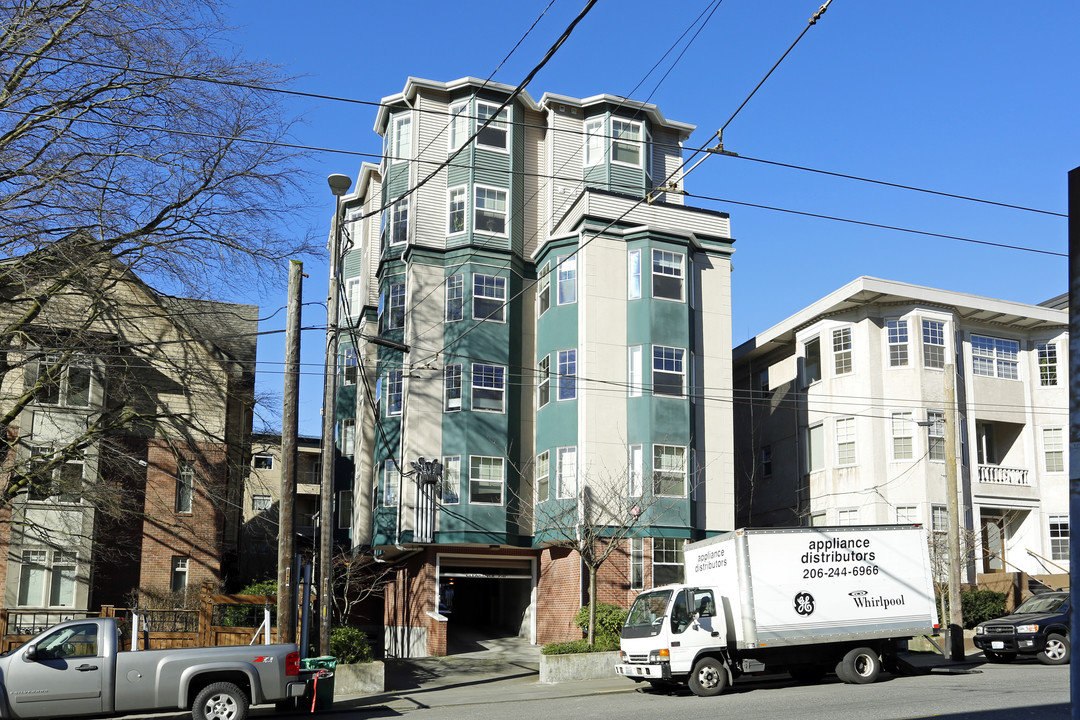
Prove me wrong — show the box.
[734,276,1068,363]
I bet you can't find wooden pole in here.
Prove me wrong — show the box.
[944,364,964,660]
[277,260,303,645]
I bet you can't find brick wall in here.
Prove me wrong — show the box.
[536,546,580,644]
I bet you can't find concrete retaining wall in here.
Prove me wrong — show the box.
[539,650,619,684]
[333,661,385,695]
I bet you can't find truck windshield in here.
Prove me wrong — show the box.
[623,589,672,639]
[1013,594,1067,614]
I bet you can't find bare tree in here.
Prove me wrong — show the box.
[0,0,311,600]
[330,549,396,625]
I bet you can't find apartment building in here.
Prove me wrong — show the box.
[732,276,1068,581]
[335,77,735,656]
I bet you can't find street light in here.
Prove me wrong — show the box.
[318,173,351,655]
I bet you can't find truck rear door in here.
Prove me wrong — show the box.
[4,622,104,718]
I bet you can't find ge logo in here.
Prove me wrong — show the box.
[794,592,815,616]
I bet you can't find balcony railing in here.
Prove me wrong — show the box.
[978,465,1029,486]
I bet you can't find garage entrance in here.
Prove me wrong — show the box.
[438,557,534,653]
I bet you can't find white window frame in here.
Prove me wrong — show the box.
[337,490,353,529]
[474,185,508,236]
[390,199,409,246]
[448,102,469,151]
[468,455,505,505]
[556,255,576,305]
[176,461,194,514]
[392,114,411,162]
[441,456,461,505]
[886,318,909,367]
[922,319,946,369]
[253,454,274,470]
[557,349,576,401]
[537,355,550,409]
[630,537,644,590]
[386,371,403,417]
[627,248,642,300]
[556,446,577,499]
[472,273,506,323]
[610,118,644,168]
[383,459,399,506]
[652,538,684,585]
[387,281,405,329]
[807,423,824,472]
[837,509,859,526]
[628,444,643,496]
[445,274,463,322]
[1037,342,1058,386]
[170,556,189,595]
[652,444,686,497]
[972,334,1019,380]
[927,411,946,462]
[444,364,462,412]
[537,263,551,316]
[651,249,684,302]
[832,327,853,375]
[891,412,914,461]
[1043,427,1065,473]
[342,347,358,386]
[895,506,918,524]
[345,278,362,318]
[475,101,509,152]
[1049,514,1069,561]
[36,355,93,408]
[804,336,822,385]
[252,494,272,512]
[447,185,467,235]
[584,118,604,167]
[471,363,505,413]
[341,418,355,456]
[535,450,550,503]
[652,345,686,397]
[628,345,642,397]
[931,504,948,535]
[835,416,856,466]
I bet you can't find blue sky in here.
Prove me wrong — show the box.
[221,1,1076,436]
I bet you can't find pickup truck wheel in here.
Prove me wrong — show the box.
[193,682,249,720]
[840,647,881,684]
[688,657,728,697]
[1037,634,1070,666]
[984,650,1016,663]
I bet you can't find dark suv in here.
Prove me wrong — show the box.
[973,591,1070,665]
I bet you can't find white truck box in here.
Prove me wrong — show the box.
[615,525,939,696]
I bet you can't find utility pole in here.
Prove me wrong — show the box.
[944,364,964,660]
[319,173,352,654]
[277,260,302,645]
[1066,165,1078,719]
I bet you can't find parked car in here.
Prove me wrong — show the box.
[973,591,1070,665]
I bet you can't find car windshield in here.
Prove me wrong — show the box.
[1013,594,1067,614]
[625,589,672,628]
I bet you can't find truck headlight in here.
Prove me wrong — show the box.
[1017,624,1039,634]
[975,626,984,635]
[648,648,670,663]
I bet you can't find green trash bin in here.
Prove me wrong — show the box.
[300,656,337,710]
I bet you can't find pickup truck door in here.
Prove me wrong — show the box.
[4,622,104,718]
[668,589,724,671]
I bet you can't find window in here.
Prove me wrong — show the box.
[469,456,504,504]
[448,102,468,151]
[807,423,824,472]
[833,327,852,375]
[835,417,856,465]
[345,278,362,318]
[628,444,643,496]
[1043,427,1064,472]
[448,186,467,235]
[755,369,770,395]
[537,263,551,316]
[390,199,408,245]
[36,355,92,408]
[804,337,821,384]
[34,622,96,657]
[252,494,272,512]
[441,456,461,504]
[837,509,858,526]
[557,446,577,499]
[891,412,913,460]
[811,513,826,527]
[1037,342,1058,386]
[922,320,946,369]
[383,460,399,506]
[473,273,506,322]
[474,186,507,235]
[653,445,686,497]
[651,249,684,301]
[628,249,642,300]
[170,556,189,594]
[341,418,355,456]
[337,491,352,529]
[26,446,81,503]
[611,118,643,167]
[387,282,405,329]
[535,451,550,503]
[444,364,462,411]
[630,538,644,590]
[49,551,77,607]
[972,335,1019,379]
[1050,515,1069,561]
[557,349,576,400]
[253,454,274,470]
[628,346,643,397]
[931,505,948,535]
[652,345,685,397]
[556,255,576,305]
[386,371,403,416]
[445,274,463,321]
[472,363,505,412]
[342,347,358,386]
[759,445,772,478]
[17,550,46,606]
[584,118,604,166]
[927,411,945,462]
[476,101,509,151]
[887,319,909,367]
[896,506,918,524]
[176,462,194,513]
[653,538,684,585]
[392,115,411,161]
[537,356,550,409]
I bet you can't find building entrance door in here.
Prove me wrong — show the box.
[981,514,1006,573]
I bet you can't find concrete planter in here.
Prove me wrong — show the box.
[539,650,619,684]
[333,660,384,696]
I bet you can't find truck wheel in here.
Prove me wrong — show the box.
[1037,634,1070,665]
[688,657,728,697]
[193,682,249,720]
[984,650,1016,663]
[839,647,881,684]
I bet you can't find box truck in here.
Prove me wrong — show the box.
[615,525,939,696]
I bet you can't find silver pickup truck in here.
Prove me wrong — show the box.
[0,617,307,720]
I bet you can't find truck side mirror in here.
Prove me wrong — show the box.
[23,645,37,662]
